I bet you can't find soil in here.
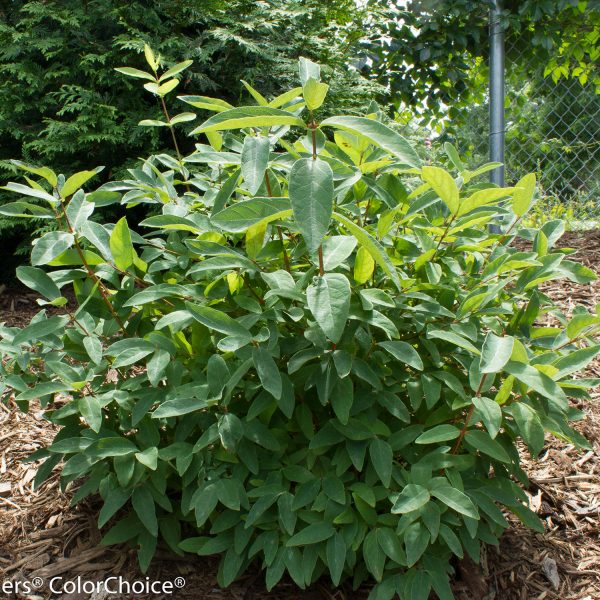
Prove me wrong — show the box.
[1,230,599,600]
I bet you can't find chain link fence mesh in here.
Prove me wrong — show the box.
[455,33,600,224]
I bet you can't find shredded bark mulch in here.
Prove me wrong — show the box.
[1,231,599,599]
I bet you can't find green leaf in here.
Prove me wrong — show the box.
[241,136,270,195]
[241,79,268,105]
[457,187,513,217]
[253,347,282,400]
[377,527,406,566]
[306,273,350,344]
[31,231,74,266]
[512,173,536,217]
[303,78,329,111]
[370,439,393,487]
[553,345,600,379]
[178,95,234,113]
[136,447,158,470]
[391,484,430,514]
[269,87,304,108]
[354,246,375,284]
[430,486,479,519]
[472,396,502,438]
[61,168,103,198]
[299,57,321,84]
[16,266,61,300]
[186,302,252,342]
[427,329,481,355]
[322,236,357,270]
[326,534,346,585]
[115,66,156,80]
[480,333,514,373]
[79,396,102,433]
[0,201,54,219]
[363,530,386,581]
[132,486,158,536]
[192,106,305,134]
[98,487,131,527]
[87,437,138,459]
[147,350,170,387]
[160,60,193,81]
[379,341,424,371]
[109,217,135,271]
[65,190,95,230]
[169,112,196,125]
[404,522,430,567]
[420,166,459,215]
[10,160,58,187]
[320,116,421,168]
[332,212,402,291]
[415,425,460,444]
[504,361,567,410]
[566,313,600,339]
[144,44,158,70]
[289,158,333,256]
[101,515,141,546]
[139,119,168,127]
[212,197,291,232]
[2,181,57,203]
[218,413,244,451]
[286,522,334,546]
[152,393,210,419]
[510,403,545,456]
[464,430,511,463]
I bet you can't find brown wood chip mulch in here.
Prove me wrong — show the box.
[0,230,599,600]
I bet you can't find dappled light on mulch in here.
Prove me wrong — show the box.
[1,231,599,600]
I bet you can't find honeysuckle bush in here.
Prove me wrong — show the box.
[1,54,600,599]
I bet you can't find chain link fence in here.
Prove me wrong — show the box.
[455,33,600,225]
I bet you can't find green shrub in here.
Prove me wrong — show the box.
[1,56,599,599]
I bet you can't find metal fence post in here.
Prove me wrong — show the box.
[489,0,505,188]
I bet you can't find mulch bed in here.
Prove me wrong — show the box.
[1,231,599,600]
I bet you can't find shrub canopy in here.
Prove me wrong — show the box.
[1,55,599,599]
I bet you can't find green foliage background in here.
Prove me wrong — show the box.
[0,0,380,275]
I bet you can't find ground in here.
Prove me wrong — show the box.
[1,231,599,600]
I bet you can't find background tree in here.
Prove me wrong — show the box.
[363,0,600,129]
[0,0,381,276]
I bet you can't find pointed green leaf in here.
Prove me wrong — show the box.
[370,439,393,487]
[253,347,282,400]
[421,166,459,215]
[115,66,156,81]
[192,106,305,134]
[320,116,421,168]
[185,302,252,342]
[464,430,511,463]
[241,136,270,195]
[132,486,158,536]
[16,266,61,300]
[109,217,135,271]
[31,231,74,266]
[379,341,424,371]
[332,212,402,291]
[289,158,333,256]
[303,78,329,111]
[61,168,103,199]
[430,486,479,519]
[415,425,460,444]
[306,273,350,344]
[286,522,334,546]
[512,173,536,217]
[391,484,430,514]
[212,197,291,232]
[480,333,514,373]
